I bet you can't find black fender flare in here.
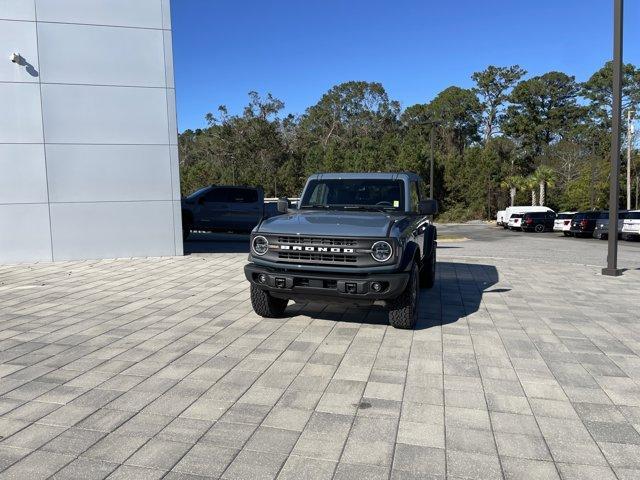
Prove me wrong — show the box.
[424,224,437,259]
[399,241,421,272]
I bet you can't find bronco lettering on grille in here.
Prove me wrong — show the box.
[279,245,355,253]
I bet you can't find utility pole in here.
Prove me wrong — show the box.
[603,0,623,277]
[429,126,435,199]
[418,119,438,199]
[627,109,634,210]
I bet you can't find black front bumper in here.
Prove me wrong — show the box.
[244,263,410,304]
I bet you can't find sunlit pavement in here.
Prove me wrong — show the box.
[0,225,639,479]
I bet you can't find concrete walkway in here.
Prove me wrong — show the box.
[0,230,639,479]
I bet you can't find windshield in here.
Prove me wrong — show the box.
[510,214,523,219]
[574,212,598,220]
[557,213,573,219]
[300,179,405,211]
[186,186,210,200]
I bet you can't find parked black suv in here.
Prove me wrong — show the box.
[521,211,556,232]
[244,173,438,329]
[181,185,277,239]
[569,211,602,237]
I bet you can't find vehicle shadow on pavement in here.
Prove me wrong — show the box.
[287,261,500,331]
[184,233,250,254]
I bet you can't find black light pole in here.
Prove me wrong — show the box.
[429,126,435,199]
[417,119,438,198]
[603,0,624,276]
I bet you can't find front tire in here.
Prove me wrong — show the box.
[388,264,420,329]
[250,285,288,318]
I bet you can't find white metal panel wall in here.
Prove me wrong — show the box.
[41,84,170,144]
[35,0,163,28]
[0,0,182,263]
[0,20,38,82]
[0,1,35,21]
[0,145,48,204]
[46,145,173,202]
[37,23,166,87]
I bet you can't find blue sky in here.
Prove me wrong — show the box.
[172,0,640,132]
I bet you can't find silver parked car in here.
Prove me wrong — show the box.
[592,211,628,240]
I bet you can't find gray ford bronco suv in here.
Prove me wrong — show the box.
[244,172,438,329]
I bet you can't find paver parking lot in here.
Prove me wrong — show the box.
[0,225,639,479]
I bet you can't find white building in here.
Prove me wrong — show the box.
[0,0,182,263]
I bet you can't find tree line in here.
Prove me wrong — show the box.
[178,62,640,220]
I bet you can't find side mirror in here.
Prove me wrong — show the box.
[277,197,289,214]
[418,199,438,215]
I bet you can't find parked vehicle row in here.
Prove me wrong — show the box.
[498,206,556,231]
[496,206,640,241]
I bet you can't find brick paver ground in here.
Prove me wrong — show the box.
[0,231,639,479]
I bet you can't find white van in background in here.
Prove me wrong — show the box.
[496,210,506,226]
[503,206,555,229]
[553,211,576,236]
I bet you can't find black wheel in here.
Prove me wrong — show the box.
[250,285,288,318]
[563,232,570,237]
[420,248,436,289]
[534,224,545,233]
[388,263,420,329]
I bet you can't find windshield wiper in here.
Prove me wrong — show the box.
[343,205,395,212]
[299,204,331,209]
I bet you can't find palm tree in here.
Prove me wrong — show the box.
[524,175,538,206]
[500,175,524,207]
[534,165,556,206]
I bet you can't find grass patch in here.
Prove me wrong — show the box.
[438,234,468,242]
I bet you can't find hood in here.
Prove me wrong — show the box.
[258,210,397,237]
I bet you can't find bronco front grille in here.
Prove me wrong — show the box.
[276,236,358,246]
[278,251,357,263]
[258,235,393,268]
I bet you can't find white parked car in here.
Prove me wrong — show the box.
[496,210,506,226]
[503,206,555,229]
[553,211,576,236]
[622,210,640,239]
[507,213,523,230]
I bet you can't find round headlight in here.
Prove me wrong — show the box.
[371,241,393,262]
[252,236,269,256]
